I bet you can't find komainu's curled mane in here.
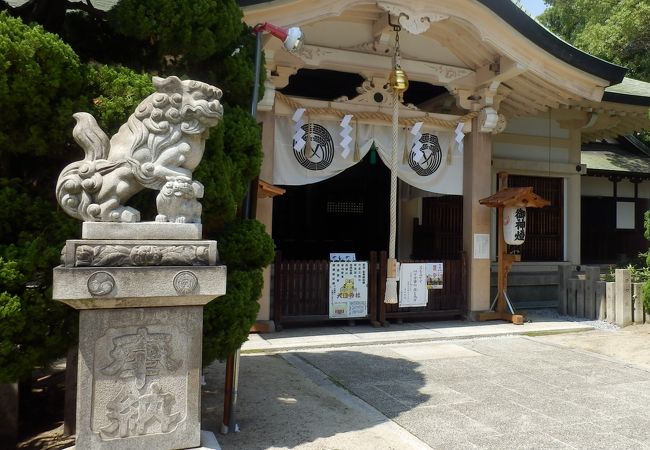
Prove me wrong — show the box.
[56,76,222,223]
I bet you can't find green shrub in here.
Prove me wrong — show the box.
[0,179,79,382]
[201,219,274,362]
[0,12,87,183]
[203,269,264,362]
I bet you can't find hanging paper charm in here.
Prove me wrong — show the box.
[339,114,353,158]
[410,122,424,162]
[503,206,526,245]
[454,122,465,153]
[292,108,306,152]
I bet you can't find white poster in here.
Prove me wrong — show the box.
[273,117,462,195]
[399,263,444,308]
[329,262,368,318]
[473,233,490,259]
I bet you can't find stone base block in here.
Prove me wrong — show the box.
[82,222,202,240]
[75,307,205,450]
[66,430,221,450]
[53,265,226,309]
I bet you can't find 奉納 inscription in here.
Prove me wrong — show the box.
[101,327,181,389]
[100,381,181,439]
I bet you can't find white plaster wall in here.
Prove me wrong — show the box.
[493,143,569,163]
[639,182,650,199]
[618,179,636,199]
[504,116,570,138]
[582,176,613,197]
[582,176,650,199]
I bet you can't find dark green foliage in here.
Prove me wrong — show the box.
[0,180,79,382]
[0,180,79,276]
[194,23,263,109]
[0,12,86,179]
[218,219,275,270]
[643,281,650,314]
[201,220,273,362]
[0,278,75,383]
[83,64,154,134]
[63,11,155,70]
[540,0,650,82]
[196,106,263,231]
[641,198,650,312]
[108,0,242,67]
[203,269,263,362]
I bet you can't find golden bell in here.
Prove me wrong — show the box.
[389,67,409,93]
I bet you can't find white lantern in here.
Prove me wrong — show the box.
[504,206,526,245]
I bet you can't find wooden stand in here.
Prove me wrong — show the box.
[477,202,524,324]
[477,172,550,325]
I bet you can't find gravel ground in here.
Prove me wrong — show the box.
[526,308,620,330]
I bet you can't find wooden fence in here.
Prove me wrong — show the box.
[559,266,648,326]
[379,252,466,324]
[273,251,466,329]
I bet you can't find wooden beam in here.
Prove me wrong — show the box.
[453,56,527,91]
[288,44,473,84]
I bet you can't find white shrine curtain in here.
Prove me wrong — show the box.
[273,117,462,195]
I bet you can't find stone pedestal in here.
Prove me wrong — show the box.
[53,235,226,450]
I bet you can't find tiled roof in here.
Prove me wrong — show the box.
[603,77,650,106]
[582,150,650,175]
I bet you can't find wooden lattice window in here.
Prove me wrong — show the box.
[412,195,463,260]
[506,175,563,261]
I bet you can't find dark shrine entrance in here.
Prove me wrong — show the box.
[271,150,466,328]
[272,150,390,261]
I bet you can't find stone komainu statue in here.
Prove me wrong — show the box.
[56,76,223,223]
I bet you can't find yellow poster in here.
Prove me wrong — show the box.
[329,262,368,318]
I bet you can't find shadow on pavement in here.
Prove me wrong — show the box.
[201,350,429,449]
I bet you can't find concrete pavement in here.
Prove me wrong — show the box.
[201,315,650,449]
[240,313,595,354]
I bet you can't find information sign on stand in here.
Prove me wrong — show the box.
[329,261,368,318]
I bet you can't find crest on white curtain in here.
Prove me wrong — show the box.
[273,117,462,194]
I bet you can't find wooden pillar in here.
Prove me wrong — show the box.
[566,174,581,263]
[463,117,492,316]
[256,110,276,325]
[566,128,582,264]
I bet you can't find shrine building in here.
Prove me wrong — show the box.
[240,0,650,330]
